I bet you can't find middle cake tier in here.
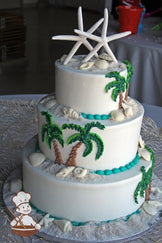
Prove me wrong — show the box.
[38,95,144,171]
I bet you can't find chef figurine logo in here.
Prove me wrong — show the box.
[9,191,41,237]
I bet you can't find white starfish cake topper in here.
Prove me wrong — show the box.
[52,6,131,64]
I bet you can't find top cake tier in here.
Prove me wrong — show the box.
[55,55,129,115]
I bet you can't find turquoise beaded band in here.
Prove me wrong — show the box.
[90,153,140,175]
[82,113,111,120]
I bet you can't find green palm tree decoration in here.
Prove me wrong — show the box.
[123,60,133,100]
[134,146,154,204]
[41,111,64,164]
[62,121,105,167]
[105,60,133,108]
[105,71,126,109]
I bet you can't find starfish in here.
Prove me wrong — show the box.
[52,6,104,65]
[74,8,131,63]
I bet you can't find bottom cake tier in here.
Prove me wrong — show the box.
[23,136,153,223]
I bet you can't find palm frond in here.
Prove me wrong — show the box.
[89,133,104,160]
[52,133,65,147]
[105,71,120,79]
[46,135,53,149]
[83,139,93,157]
[50,124,63,136]
[85,122,105,134]
[105,81,120,92]
[41,111,53,125]
[62,123,84,134]
[67,133,82,145]
[112,87,120,101]
[41,125,49,142]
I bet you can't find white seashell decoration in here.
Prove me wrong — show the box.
[10,179,22,193]
[111,110,125,122]
[142,200,162,216]
[94,59,109,70]
[29,152,46,167]
[138,135,145,149]
[56,166,75,178]
[122,102,134,118]
[138,148,151,161]
[54,220,72,232]
[124,97,136,106]
[148,200,162,207]
[79,62,94,70]
[73,167,88,179]
[39,213,54,228]
[62,107,80,120]
[45,99,56,109]
[99,53,113,62]
[151,186,162,194]
[124,107,133,118]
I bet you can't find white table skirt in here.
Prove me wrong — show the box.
[107,16,162,107]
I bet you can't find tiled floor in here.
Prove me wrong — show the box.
[0,5,101,95]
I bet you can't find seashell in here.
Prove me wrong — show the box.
[151,186,162,194]
[56,166,75,178]
[69,108,80,119]
[29,152,46,167]
[138,148,151,161]
[45,99,56,109]
[99,53,113,62]
[124,107,133,118]
[79,62,94,70]
[148,200,162,207]
[111,110,125,122]
[62,107,69,116]
[142,201,161,216]
[138,135,145,149]
[10,179,22,193]
[39,213,54,228]
[62,107,80,120]
[54,220,72,232]
[94,59,109,70]
[73,167,88,179]
[124,97,136,106]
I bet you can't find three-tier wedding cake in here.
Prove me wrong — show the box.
[23,6,154,229]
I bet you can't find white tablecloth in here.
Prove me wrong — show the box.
[107,16,162,107]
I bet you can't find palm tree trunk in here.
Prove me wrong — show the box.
[119,92,123,109]
[66,142,83,167]
[53,139,63,165]
[125,85,129,101]
[145,181,152,201]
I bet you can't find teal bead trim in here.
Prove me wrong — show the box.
[82,113,111,120]
[91,153,140,176]
[30,201,140,226]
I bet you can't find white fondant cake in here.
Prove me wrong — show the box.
[38,94,143,170]
[23,136,152,222]
[55,56,128,114]
[22,6,154,231]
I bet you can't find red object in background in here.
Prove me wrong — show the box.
[118,5,143,34]
[119,0,141,6]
